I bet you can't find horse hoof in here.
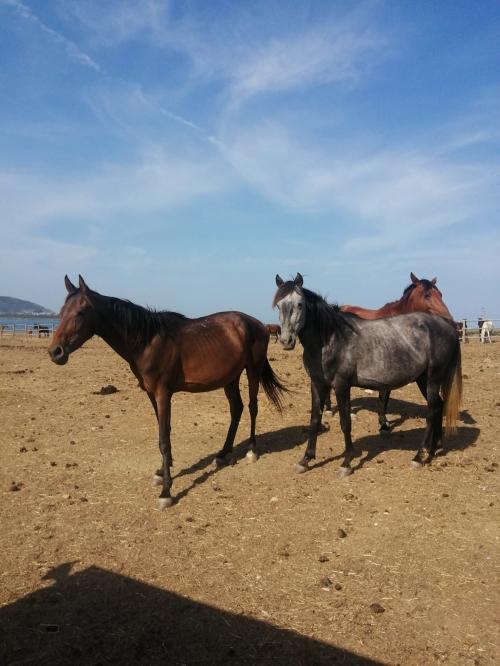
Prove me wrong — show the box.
[410,460,423,469]
[157,497,174,510]
[295,462,309,474]
[152,474,163,486]
[213,457,227,470]
[338,466,353,478]
[246,451,258,463]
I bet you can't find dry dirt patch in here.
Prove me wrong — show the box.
[1,336,499,664]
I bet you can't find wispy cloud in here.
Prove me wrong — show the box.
[0,148,230,231]
[2,0,103,72]
[62,1,384,104]
[219,121,499,250]
[61,0,171,47]
[230,24,382,104]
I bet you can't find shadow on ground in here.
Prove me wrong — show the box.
[308,424,480,474]
[172,425,309,503]
[0,563,382,666]
[330,395,477,430]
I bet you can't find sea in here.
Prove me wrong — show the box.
[0,316,60,334]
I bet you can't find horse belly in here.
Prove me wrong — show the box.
[180,340,245,391]
[355,349,427,391]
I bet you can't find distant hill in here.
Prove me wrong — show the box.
[0,296,55,316]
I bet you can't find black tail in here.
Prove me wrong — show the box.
[260,358,288,412]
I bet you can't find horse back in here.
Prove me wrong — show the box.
[143,311,267,392]
[329,313,458,391]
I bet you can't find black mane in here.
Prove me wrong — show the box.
[274,280,354,344]
[302,288,356,343]
[92,291,187,350]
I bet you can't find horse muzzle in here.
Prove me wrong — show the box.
[279,335,296,350]
[48,345,69,365]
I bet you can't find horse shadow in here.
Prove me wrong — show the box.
[330,395,477,430]
[0,563,382,665]
[173,425,309,503]
[308,424,480,474]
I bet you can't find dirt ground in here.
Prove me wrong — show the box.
[1,333,499,665]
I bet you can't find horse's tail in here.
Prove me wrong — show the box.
[442,337,462,436]
[260,358,288,412]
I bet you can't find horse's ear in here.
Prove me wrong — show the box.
[64,275,77,294]
[294,272,303,287]
[276,274,284,287]
[78,275,89,294]
[431,277,437,285]
[410,272,419,284]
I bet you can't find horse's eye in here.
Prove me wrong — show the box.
[298,303,302,309]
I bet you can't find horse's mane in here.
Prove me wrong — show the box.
[92,291,187,350]
[274,282,355,343]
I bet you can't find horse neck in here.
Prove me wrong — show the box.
[299,293,340,350]
[93,296,155,363]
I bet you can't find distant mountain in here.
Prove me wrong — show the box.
[0,296,55,316]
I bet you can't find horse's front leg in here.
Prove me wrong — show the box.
[297,380,326,473]
[335,382,356,477]
[156,389,174,509]
[146,392,165,486]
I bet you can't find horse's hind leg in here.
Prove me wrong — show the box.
[412,382,442,468]
[324,390,334,415]
[246,369,260,463]
[214,378,243,468]
[378,390,391,432]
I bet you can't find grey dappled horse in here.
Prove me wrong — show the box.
[273,273,462,477]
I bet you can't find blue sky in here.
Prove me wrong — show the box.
[1,0,499,320]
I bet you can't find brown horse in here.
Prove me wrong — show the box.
[48,276,286,509]
[266,324,281,342]
[326,272,453,428]
[340,272,453,319]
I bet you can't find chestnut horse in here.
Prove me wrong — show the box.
[266,324,281,342]
[48,276,286,509]
[326,272,453,429]
[340,272,452,320]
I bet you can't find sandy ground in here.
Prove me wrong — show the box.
[0,334,499,665]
